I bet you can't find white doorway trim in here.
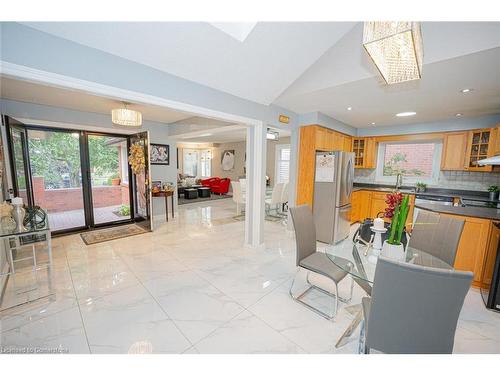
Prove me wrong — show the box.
[1,61,266,247]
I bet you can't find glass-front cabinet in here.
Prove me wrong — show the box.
[352,137,376,169]
[466,129,493,171]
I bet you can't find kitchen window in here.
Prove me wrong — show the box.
[376,140,442,185]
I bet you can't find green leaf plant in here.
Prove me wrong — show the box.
[387,195,410,246]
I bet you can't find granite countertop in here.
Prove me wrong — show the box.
[414,202,500,221]
[353,183,500,204]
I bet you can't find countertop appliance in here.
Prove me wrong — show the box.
[313,151,354,243]
[480,222,500,312]
[413,194,454,223]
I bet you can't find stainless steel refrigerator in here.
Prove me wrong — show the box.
[313,151,354,244]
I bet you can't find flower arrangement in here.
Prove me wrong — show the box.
[129,143,145,174]
[387,194,410,246]
[384,192,403,218]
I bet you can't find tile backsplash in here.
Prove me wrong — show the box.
[354,169,500,191]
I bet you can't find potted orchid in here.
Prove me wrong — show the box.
[382,194,410,260]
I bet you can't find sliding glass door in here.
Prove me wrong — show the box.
[87,134,131,226]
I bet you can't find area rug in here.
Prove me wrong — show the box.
[178,193,232,205]
[80,224,149,245]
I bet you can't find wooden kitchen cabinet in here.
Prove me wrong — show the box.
[465,128,494,172]
[352,137,377,169]
[296,125,354,206]
[350,190,361,223]
[494,125,500,155]
[450,214,491,286]
[369,192,388,219]
[441,132,468,170]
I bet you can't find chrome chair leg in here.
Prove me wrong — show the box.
[290,269,345,320]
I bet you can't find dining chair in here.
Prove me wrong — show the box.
[265,183,285,217]
[289,205,354,320]
[231,181,245,216]
[409,210,465,266]
[359,257,473,354]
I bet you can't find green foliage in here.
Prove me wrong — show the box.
[119,204,130,216]
[488,185,499,192]
[28,132,119,189]
[383,152,425,177]
[387,195,410,246]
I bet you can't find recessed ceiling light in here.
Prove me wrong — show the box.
[460,88,473,93]
[396,111,417,117]
[198,133,212,137]
[455,113,463,117]
[371,122,376,126]
[347,107,352,111]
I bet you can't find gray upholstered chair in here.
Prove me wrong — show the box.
[289,205,353,320]
[409,210,465,266]
[359,257,473,354]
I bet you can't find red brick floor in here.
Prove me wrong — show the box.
[48,205,130,231]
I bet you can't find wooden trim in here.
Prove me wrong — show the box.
[374,133,444,143]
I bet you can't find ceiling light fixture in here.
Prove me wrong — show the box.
[460,88,473,93]
[455,113,463,117]
[396,111,417,117]
[363,22,423,85]
[111,103,142,127]
[266,129,279,141]
[347,107,353,111]
[371,122,376,126]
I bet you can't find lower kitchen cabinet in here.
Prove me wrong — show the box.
[443,213,491,287]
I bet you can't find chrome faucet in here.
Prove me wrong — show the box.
[395,173,403,191]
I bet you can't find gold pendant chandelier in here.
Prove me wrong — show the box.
[363,22,423,85]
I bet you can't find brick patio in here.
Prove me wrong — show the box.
[48,205,130,231]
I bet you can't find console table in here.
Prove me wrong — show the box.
[152,190,175,222]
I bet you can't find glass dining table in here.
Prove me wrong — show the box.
[324,239,452,348]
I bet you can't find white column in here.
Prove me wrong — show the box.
[245,122,266,247]
[286,125,300,230]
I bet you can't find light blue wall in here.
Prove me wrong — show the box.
[298,111,357,136]
[0,99,177,221]
[357,114,500,137]
[0,22,297,129]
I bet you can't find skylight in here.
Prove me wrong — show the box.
[209,22,257,42]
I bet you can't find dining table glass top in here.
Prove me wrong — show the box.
[324,239,452,284]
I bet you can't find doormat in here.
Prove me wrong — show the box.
[80,224,149,245]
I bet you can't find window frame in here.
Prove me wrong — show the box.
[275,143,291,185]
[375,139,443,185]
[182,148,212,178]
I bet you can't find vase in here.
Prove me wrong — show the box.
[382,240,405,261]
[489,191,499,201]
[12,204,26,232]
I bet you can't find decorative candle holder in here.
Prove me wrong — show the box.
[368,226,388,264]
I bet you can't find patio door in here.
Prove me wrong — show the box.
[4,116,152,234]
[86,134,132,227]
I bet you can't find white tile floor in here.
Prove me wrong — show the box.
[1,199,500,354]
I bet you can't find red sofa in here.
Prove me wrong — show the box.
[201,177,231,195]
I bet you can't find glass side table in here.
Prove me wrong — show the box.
[0,216,53,312]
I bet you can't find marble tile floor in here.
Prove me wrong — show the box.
[1,198,500,354]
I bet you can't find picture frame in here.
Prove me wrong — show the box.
[152,180,162,191]
[150,143,170,165]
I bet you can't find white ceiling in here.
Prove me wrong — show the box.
[10,22,500,128]
[173,124,291,144]
[0,77,194,124]
[23,22,356,105]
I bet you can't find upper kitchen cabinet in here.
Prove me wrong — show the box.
[441,132,468,170]
[352,137,377,169]
[297,125,352,206]
[494,124,500,155]
[465,128,494,171]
